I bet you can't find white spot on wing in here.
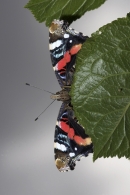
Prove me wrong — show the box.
[61,144,66,151]
[69,153,75,157]
[54,142,67,152]
[64,34,69,38]
[49,40,62,50]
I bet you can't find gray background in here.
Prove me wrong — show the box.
[1,0,130,195]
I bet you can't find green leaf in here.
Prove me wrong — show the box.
[70,14,130,161]
[24,0,106,26]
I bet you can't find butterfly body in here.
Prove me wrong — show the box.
[49,20,93,171]
[50,87,70,101]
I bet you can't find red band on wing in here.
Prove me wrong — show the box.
[59,120,74,139]
[56,51,71,71]
[70,44,82,55]
[59,120,88,146]
[74,136,90,146]
[55,44,82,71]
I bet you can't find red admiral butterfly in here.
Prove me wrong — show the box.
[49,20,93,172]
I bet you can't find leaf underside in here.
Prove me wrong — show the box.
[24,0,106,26]
[70,14,130,161]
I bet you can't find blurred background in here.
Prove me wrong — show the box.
[0,0,130,195]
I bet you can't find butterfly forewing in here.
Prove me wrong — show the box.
[49,19,88,87]
[54,104,93,171]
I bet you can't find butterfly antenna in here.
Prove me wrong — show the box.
[35,99,56,121]
[25,83,54,94]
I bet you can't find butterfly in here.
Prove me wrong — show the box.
[49,19,93,172]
